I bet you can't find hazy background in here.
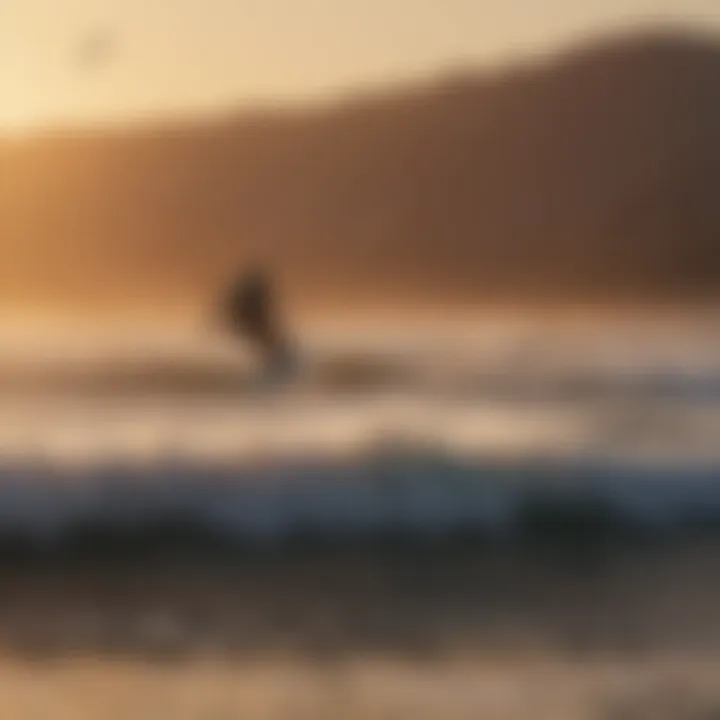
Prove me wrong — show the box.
[1,2,720,321]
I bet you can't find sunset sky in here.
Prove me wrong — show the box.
[2,0,718,132]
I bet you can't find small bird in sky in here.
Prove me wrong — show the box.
[75,27,117,71]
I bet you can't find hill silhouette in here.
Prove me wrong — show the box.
[2,28,720,315]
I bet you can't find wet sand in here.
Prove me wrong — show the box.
[0,539,719,718]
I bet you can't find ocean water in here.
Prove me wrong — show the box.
[0,312,719,541]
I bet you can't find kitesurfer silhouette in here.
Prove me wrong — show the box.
[221,266,296,379]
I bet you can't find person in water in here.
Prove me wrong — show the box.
[222,266,296,378]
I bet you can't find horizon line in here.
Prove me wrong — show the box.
[2,20,717,142]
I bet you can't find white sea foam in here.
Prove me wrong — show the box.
[0,313,717,538]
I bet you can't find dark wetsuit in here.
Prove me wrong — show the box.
[224,270,290,368]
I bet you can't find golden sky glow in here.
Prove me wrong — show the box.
[1,0,719,132]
